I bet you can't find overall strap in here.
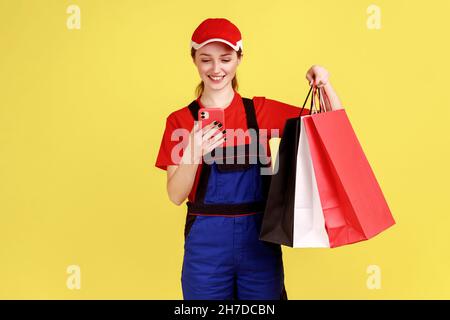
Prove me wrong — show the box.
[242,97,259,132]
[187,100,200,121]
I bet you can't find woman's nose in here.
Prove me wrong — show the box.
[212,61,221,73]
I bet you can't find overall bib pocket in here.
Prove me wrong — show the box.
[204,162,264,204]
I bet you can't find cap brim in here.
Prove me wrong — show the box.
[191,38,242,51]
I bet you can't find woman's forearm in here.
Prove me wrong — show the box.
[166,121,225,206]
[322,82,343,110]
[167,161,199,205]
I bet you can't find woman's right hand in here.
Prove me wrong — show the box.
[181,121,226,164]
[167,121,226,205]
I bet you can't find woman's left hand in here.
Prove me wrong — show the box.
[306,65,329,88]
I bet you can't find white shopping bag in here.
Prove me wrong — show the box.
[293,116,330,248]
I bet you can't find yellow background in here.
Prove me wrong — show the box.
[1,0,449,299]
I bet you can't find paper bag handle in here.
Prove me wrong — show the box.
[318,86,332,112]
[300,85,323,117]
[299,85,333,117]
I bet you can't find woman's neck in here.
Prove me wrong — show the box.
[200,86,235,109]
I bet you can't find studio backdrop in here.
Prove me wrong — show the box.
[0,0,449,299]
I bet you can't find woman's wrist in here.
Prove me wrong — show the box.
[181,146,202,165]
[321,82,343,110]
[322,81,335,94]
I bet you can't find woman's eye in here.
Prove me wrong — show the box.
[201,60,231,63]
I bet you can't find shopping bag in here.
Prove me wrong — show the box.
[259,86,316,247]
[303,106,395,247]
[260,86,395,248]
[292,114,330,247]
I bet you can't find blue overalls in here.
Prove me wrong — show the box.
[181,97,288,300]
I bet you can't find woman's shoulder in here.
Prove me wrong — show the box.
[250,95,299,110]
[250,96,267,109]
[250,95,294,111]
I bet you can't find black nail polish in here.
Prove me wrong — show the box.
[222,130,226,134]
[213,121,218,125]
[218,123,223,128]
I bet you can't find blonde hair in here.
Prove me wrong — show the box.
[191,47,243,98]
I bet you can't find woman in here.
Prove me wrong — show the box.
[155,18,343,300]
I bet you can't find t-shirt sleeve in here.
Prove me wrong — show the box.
[155,114,189,171]
[253,96,310,137]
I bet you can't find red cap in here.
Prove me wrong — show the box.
[191,18,243,52]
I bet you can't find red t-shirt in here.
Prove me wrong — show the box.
[155,89,310,202]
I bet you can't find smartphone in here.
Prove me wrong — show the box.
[198,107,226,146]
[198,107,225,129]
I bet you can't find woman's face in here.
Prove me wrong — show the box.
[193,41,242,90]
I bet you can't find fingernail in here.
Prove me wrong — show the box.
[222,130,226,134]
[213,121,218,125]
[224,138,227,141]
[218,123,223,128]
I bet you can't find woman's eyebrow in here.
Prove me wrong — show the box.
[200,53,232,56]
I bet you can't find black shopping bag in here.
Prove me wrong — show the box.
[259,86,316,246]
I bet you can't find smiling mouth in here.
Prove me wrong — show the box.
[208,75,226,81]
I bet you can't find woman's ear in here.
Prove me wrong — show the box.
[237,54,243,65]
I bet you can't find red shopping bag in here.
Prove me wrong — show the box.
[303,93,395,247]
